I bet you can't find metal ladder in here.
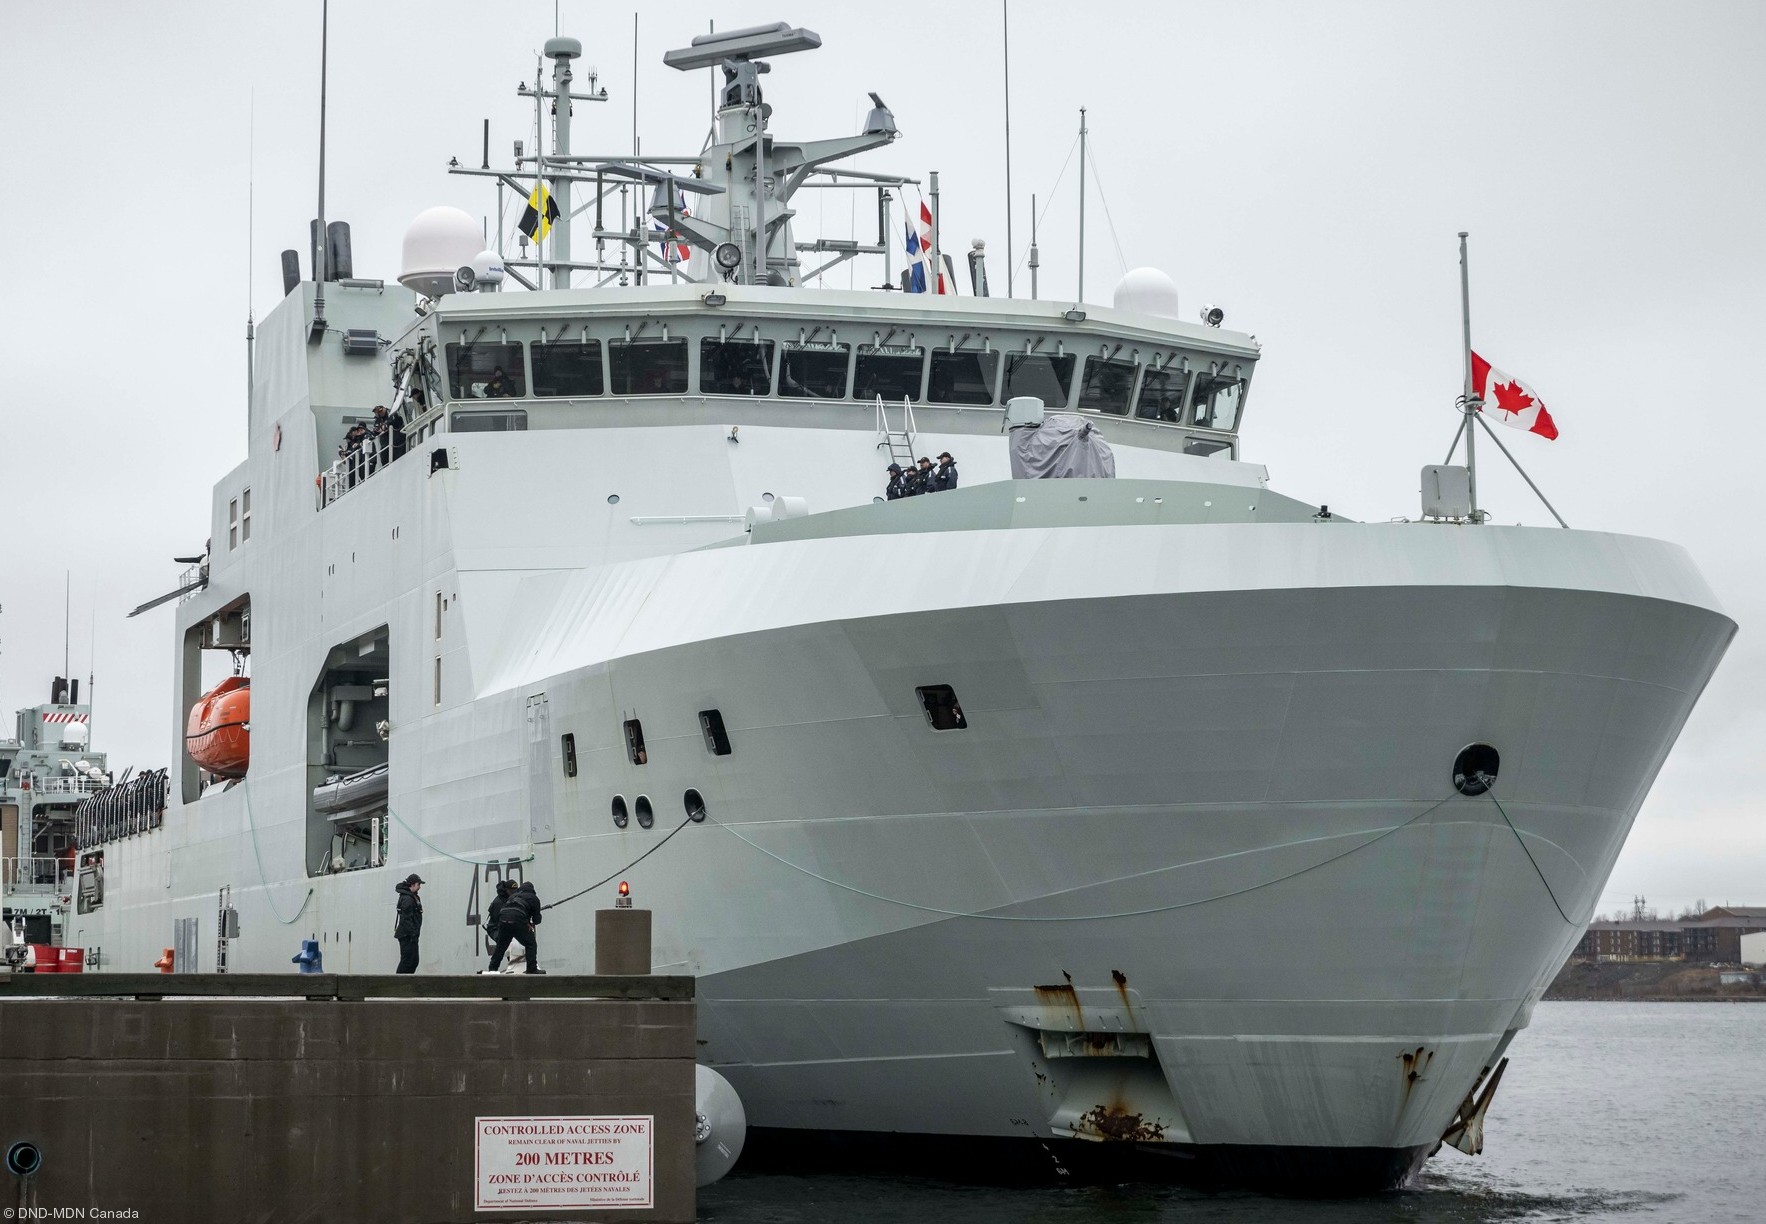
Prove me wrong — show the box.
[875,395,918,467]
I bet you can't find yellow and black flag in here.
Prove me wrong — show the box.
[518,182,560,241]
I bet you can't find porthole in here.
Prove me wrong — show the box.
[635,795,654,829]
[684,788,707,822]
[873,496,885,504]
[607,493,621,505]
[611,796,629,828]
[1452,743,1500,796]
[6,1141,42,1177]
[762,492,775,502]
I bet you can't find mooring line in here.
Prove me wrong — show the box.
[1486,787,1576,924]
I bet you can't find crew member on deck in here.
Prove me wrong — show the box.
[373,404,407,466]
[340,423,370,487]
[885,463,908,500]
[481,366,512,398]
[910,456,935,495]
[931,452,958,492]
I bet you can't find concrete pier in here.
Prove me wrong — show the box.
[0,972,695,1223]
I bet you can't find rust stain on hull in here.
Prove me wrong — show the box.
[1075,1102,1166,1143]
[1033,971,1085,1028]
[1399,1046,1434,1104]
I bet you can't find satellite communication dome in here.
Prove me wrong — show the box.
[400,206,481,298]
[1112,267,1181,319]
[62,723,90,746]
[469,249,506,286]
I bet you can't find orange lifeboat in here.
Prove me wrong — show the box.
[186,676,250,778]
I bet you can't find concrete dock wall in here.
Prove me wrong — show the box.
[0,973,695,1223]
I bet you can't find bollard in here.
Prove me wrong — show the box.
[595,880,652,975]
[291,939,323,973]
[152,948,174,973]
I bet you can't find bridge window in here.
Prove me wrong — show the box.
[928,349,999,405]
[451,410,527,432]
[779,345,851,398]
[609,339,689,396]
[1078,358,1137,416]
[1191,373,1244,431]
[445,342,525,399]
[1135,368,1188,422]
[855,346,924,402]
[700,339,776,396]
[531,341,604,396]
[1003,352,1075,407]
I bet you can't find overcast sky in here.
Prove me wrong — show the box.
[1,1,1760,917]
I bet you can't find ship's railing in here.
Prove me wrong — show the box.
[319,429,412,508]
[1,856,73,892]
[75,767,169,847]
[28,776,105,797]
[177,563,205,604]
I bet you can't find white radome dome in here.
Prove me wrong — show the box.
[468,249,506,288]
[400,206,482,299]
[1112,267,1181,319]
[62,723,89,746]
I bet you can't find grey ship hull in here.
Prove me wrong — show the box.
[90,511,1729,1191]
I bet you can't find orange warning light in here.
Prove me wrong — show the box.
[618,881,630,897]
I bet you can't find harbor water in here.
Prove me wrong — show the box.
[701,1002,1764,1223]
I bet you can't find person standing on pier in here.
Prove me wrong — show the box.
[394,873,425,973]
[487,880,546,974]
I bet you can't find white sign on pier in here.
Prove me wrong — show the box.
[474,1115,654,1211]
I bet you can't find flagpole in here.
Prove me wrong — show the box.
[1001,0,1014,298]
[1458,231,1481,524]
[929,170,941,295]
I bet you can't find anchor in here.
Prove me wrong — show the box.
[1440,1056,1509,1156]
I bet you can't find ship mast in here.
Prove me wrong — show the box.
[546,37,580,289]
[1458,231,1480,523]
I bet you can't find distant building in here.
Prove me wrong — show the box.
[1681,907,1766,963]
[1574,907,1766,964]
[1575,920,1684,961]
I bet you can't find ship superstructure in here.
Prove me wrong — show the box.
[1,680,108,946]
[81,22,1733,1193]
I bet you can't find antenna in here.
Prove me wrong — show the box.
[248,91,256,416]
[1076,107,1088,303]
[310,0,330,343]
[632,11,640,157]
[88,600,96,747]
[1002,0,1014,298]
[63,571,70,684]
[1029,192,1039,300]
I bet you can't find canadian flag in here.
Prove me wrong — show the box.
[1471,352,1558,440]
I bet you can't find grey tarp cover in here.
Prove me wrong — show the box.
[1007,413,1117,479]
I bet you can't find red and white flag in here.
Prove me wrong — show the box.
[1471,352,1558,440]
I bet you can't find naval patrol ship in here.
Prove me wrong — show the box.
[79,21,1733,1192]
